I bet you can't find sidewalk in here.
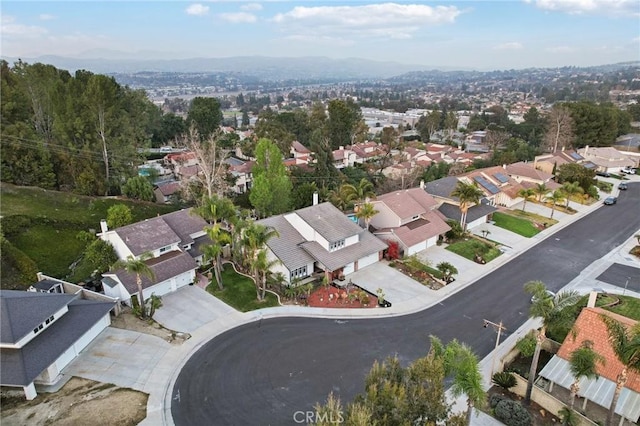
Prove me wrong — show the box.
[140,193,639,426]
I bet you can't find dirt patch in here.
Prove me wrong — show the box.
[111,307,190,344]
[1,378,147,426]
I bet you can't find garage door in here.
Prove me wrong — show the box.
[357,252,379,270]
[343,263,355,275]
[407,241,427,256]
[146,280,173,298]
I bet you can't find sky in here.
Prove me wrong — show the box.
[1,0,639,70]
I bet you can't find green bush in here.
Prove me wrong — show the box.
[494,399,532,426]
[492,371,517,390]
[489,393,508,409]
[1,215,32,237]
[445,219,464,240]
[1,237,38,286]
[516,335,537,357]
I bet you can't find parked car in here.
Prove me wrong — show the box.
[621,167,636,174]
[619,182,628,190]
[596,171,611,177]
[604,196,617,205]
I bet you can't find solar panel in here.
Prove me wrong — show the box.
[493,172,509,183]
[569,152,583,160]
[474,176,500,194]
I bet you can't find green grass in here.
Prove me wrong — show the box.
[492,212,540,238]
[208,265,279,312]
[602,295,640,320]
[507,208,559,227]
[446,238,501,263]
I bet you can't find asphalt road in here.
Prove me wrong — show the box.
[597,263,640,292]
[172,182,640,426]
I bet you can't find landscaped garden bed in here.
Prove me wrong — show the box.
[388,256,452,290]
[306,284,379,308]
[446,237,501,263]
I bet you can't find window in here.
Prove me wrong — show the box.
[33,323,44,335]
[329,239,345,251]
[291,266,308,280]
[412,215,420,221]
[159,246,171,253]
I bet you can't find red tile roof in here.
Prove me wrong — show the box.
[557,307,640,393]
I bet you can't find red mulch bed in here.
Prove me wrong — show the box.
[307,285,378,308]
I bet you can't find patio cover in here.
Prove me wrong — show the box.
[539,355,640,422]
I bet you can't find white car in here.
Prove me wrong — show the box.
[621,167,636,174]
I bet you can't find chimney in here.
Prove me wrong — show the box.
[584,145,589,155]
[587,291,598,308]
[502,164,506,169]
[419,180,425,189]
[313,192,319,206]
[100,219,109,234]
[37,272,44,281]
[561,146,565,152]
[339,146,344,151]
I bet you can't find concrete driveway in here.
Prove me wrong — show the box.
[152,285,236,333]
[471,222,526,249]
[62,327,171,391]
[346,261,431,303]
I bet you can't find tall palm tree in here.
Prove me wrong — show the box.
[251,249,281,300]
[568,340,604,409]
[342,178,376,208]
[451,181,484,231]
[523,281,580,405]
[545,190,566,219]
[562,182,584,209]
[242,222,279,300]
[113,253,155,318]
[430,336,486,425]
[517,188,536,212]
[600,315,640,426]
[355,202,379,230]
[203,223,232,290]
[534,183,549,202]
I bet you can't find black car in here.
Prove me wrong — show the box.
[604,196,617,205]
[596,171,611,178]
[619,182,628,190]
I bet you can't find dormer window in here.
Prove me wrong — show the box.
[159,245,171,254]
[329,239,345,252]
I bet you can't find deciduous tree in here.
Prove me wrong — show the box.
[544,105,575,153]
[249,138,292,217]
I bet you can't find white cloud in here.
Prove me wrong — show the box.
[272,3,462,40]
[219,12,257,23]
[241,3,263,12]
[186,3,210,16]
[531,0,639,17]
[493,42,523,50]
[38,14,56,21]
[1,15,48,37]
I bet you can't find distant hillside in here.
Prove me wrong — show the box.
[1,55,430,81]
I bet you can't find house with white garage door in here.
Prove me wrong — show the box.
[0,289,115,400]
[369,187,451,256]
[258,202,387,285]
[99,209,208,305]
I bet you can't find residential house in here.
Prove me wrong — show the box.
[539,305,640,424]
[504,162,561,191]
[99,209,208,305]
[0,285,116,400]
[290,141,311,161]
[154,181,181,204]
[349,141,387,163]
[370,188,451,256]
[165,151,200,181]
[577,146,637,173]
[257,202,387,285]
[226,157,254,194]
[332,146,357,169]
[461,166,526,208]
[424,176,497,230]
[533,149,590,175]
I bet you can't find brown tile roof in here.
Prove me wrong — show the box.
[376,188,439,220]
[557,307,640,393]
[291,141,311,153]
[506,161,554,182]
[375,210,450,248]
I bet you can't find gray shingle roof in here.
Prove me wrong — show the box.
[0,292,114,387]
[300,232,387,271]
[424,177,460,200]
[0,291,76,345]
[115,216,181,256]
[437,202,497,223]
[258,215,315,271]
[161,209,207,246]
[293,202,363,243]
[109,251,197,295]
[32,279,59,292]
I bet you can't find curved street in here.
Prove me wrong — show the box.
[172,183,640,426]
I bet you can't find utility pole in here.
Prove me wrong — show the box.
[483,319,507,378]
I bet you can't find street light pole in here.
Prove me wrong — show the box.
[623,277,630,296]
[484,319,507,378]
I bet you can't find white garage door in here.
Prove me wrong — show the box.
[55,346,77,374]
[357,252,379,270]
[343,263,355,275]
[146,280,173,298]
[407,241,427,256]
[467,216,487,230]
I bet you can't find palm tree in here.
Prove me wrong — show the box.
[545,190,566,219]
[517,188,536,212]
[562,182,584,209]
[355,202,378,230]
[534,183,549,202]
[523,281,580,405]
[242,222,279,300]
[112,253,155,318]
[203,223,232,290]
[430,336,486,425]
[600,315,640,426]
[451,181,484,231]
[194,195,236,227]
[568,340,604,409]
[436,261,458,283]
[342,178,375,208]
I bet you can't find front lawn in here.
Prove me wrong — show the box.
[446,238,501,263]
[492,212,540,238]
[208,264,279,312]
[507,209,558,227]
